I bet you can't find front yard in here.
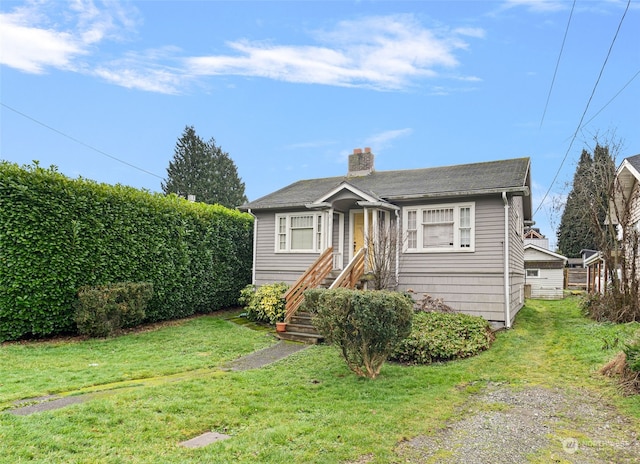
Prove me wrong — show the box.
[1,298,639,463]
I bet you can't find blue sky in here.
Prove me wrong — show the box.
[1,0,638,249]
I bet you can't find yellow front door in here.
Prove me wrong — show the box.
[353,211,373,254]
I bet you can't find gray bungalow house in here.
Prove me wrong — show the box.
[240,149,532,328]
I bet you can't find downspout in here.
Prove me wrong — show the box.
[395,209,400,289]
[502,192,511,329]
[247,209,258,286]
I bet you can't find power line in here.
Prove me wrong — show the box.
[578,68,640,132]
[540,0,576,129]
[533,0,632,217]
[0,102,164,180]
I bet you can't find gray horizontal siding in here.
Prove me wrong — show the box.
[398,272,505,322]
[253,211,321,284]
[252,192,528,325]
[398,196,505,274]
[397,194,526,324]
[509,195,525,321]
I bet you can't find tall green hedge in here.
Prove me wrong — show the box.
[0,162,253,341]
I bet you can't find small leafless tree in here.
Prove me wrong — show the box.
[607,162,640,321]
[364,218,399,290]
[579,135,640,321]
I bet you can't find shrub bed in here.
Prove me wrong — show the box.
[392,311,494,364]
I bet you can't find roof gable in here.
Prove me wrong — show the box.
[612,154,640,218]
[524,243,567,262]
[625,154,640,177]
[617,154,640,188]
[314,181,381,205]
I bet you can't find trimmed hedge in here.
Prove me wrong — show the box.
[0,162,253,341]
[392,311,494,364]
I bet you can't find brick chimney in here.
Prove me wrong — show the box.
[348,147,374,176]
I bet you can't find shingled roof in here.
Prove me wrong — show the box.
[241,157,531,216]
[624,154,640,174]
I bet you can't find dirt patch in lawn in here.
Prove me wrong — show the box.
[395,382,640,464]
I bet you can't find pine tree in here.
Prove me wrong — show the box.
[161,126,247,208]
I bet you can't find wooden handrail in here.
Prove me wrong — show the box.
[284,247,334,322]
[330,247,366,290]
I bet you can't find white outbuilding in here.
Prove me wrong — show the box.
[524,244,568,300]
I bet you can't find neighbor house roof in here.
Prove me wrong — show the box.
[241,157,531,218]
[610,154,640,224]
[625,153,640,175]
[524,243,568,262]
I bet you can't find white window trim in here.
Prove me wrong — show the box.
[403,202,475,253]
[526,268,541,278]
[274,212,326,253]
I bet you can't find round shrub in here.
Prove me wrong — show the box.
[312,288,413,379]
[392,311,494,364]
[239,283,289,324]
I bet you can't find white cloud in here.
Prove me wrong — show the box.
[365,128,413,149]
[93,66,184,94]
[0,5,483,94]
[92,47,189,94]
[186,14,483,91]
[0,12,85,73]
[0,0,138,73]
[502,0,568,13]
[453,27,487,39]
[284,140,338,150]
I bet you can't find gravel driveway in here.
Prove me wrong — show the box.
[394,381,640,463]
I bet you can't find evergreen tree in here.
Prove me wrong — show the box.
[557,150,595,257]
[556,145,616,257]
[161,126,247,208]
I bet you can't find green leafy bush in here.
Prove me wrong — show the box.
[75,282,153,337]
[312,288,413,379]
[392,311,494,364]
[239,283,289,324]
[300,288,323,313]
[0,161,253,341]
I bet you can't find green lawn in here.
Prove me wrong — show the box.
[1,298,639,463]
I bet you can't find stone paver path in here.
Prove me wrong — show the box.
[223,340,309,371]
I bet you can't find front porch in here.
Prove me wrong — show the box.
[277,246,367,343]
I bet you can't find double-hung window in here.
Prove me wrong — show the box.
[276,213,324,252]
[403,203,475,252]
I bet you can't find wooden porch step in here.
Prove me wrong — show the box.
[289,311,313,324]
[276,331,323,344]
[285,322,318,334]
[278,311,323,344]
